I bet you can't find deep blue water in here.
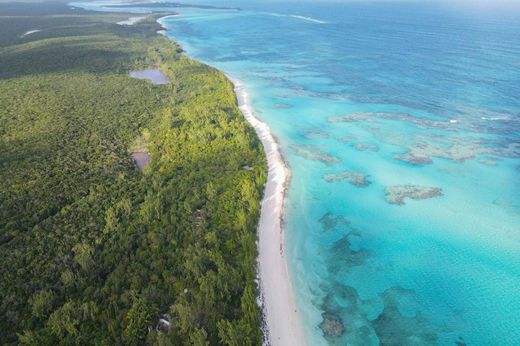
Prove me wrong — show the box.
[76,1,520,344]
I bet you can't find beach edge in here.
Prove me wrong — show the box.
[229,77,306,346]
[159,13,306,344]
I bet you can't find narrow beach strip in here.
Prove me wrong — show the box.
[230,78,306,346]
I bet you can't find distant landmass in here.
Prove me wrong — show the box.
[106,2,241,11]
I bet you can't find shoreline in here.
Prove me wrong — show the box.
[157,12,305,339]
[230,78,306,346]
[149,11,306,344]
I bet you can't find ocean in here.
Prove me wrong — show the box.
[75,1,520,344]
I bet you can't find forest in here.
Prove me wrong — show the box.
[0,2,266,345]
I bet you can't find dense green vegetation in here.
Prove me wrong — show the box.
[0,3,266,345]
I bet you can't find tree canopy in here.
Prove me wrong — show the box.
[0,3,266,345]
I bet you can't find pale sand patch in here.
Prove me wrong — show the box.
[117,16,146,25]
[230,77,306,346]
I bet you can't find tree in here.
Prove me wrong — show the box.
[47,301,80,338]
[124,294,156,345]
[29,290,54,318]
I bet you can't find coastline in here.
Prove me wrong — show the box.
[158,14,305,341]
[230,78,306,346]
[2,2,280,342]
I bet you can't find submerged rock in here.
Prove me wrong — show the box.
[395,152,433,165]
[324,171,371,187]
[385,185,443,205]
[336,135,358,143]
[319,312,345,338]
[291,145,340,164]
[319,212,350,231]
[354,143,379,152]
[395,139,492,165]
[303,128,330,139]
[274,103,292,109]
[330,232,370,269]
[456,336,467,346]
[372,286,438,345]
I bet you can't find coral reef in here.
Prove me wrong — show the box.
[372,287,438,345]
[291,145,340,164]
[274,103,292,109]
[354,143,379,152]
[319,312,345,338]
[330,232,370,269]
[385,185,443,205]
[319,212,350,231]
[303,128,330,139]
[323,171,371,187]
[336,135,358,143]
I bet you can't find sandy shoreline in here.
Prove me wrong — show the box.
[157,12,306,343]
[230,78,306,346]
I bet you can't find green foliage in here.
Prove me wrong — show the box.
[29,290,54,318]
[124,294,157,345]
[0,3,266,345]
[47,301,81,338]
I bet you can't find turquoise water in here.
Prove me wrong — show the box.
[78,1,520,344]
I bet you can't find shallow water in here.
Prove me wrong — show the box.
[131,152,150,169]
[77,1,520,344]
[129,68,169,84]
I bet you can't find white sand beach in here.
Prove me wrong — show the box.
[231,78,306,346]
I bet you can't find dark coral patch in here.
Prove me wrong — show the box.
[319,312,346,339]
[319,212,350,232]
[330,232,370,269]
[372,286,438,346]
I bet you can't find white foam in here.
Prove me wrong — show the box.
[481,116,510,121]
[266,12,328,24]
[20,30,41,37]
[289,14,328,24]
